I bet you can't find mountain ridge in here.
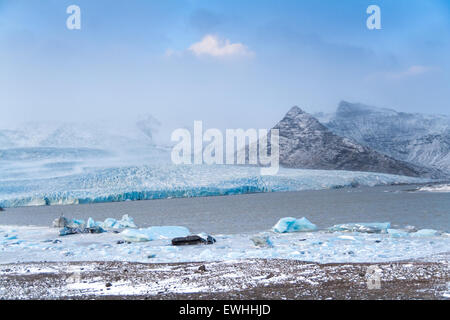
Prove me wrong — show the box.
[270,106,444,178]
[321,101,450,172]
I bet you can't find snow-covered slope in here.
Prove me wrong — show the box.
[272,107,440,178]
[323,101,450,172]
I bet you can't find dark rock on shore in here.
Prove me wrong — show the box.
[172,235,216,246]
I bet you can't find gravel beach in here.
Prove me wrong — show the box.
[1,258,448,300]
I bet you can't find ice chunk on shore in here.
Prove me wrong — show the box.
[272,217,317,233]
[329,222,390,234]
[387,229,409,237]
[59,226,105,236]
[52,216,69,228]
[100,214,137,229]
[251,235,274,247]
[411,229,441,237]
[66,219,86,228]
[122,226,190,242]
[86,217,97,228]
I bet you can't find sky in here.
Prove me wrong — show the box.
[1,0,449,139]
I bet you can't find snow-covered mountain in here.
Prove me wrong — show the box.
[321,101,450,172]
[272,106,442,178]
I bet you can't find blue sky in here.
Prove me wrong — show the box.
[1,0,449,134]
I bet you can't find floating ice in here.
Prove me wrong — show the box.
[272,217,317,233]
[122,226,190,242]
[328,222,391,234]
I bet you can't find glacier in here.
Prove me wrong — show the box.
[0,117,442,208]
[0,119,439,208]
[0,162,431,208]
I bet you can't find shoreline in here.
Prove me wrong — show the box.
[1,258,448,300]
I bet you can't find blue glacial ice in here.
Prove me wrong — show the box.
[100,215,137,229]
[53,215,137,232]
[0,161,431,208]
[272,217,317,233]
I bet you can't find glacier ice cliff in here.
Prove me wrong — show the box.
[0,162,430,208]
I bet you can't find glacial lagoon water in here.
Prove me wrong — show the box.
[1,184,449,234]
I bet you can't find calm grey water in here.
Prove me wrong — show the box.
[0,184,449,234]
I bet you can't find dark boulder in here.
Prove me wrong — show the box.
[172,234,216,246]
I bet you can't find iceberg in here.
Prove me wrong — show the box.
[86,217,97,228]
[122,226,190,242]
[250,235,274,247]
[59,226,105,236]
[66,219,86,228]
[272,217,317,233]
[63,215,138,230]
[54,215,137,236]
[102,214,137,229]
[52,216,69,228]
[328,222,390,234]
[387,229,409,237]
[411,229,441,237]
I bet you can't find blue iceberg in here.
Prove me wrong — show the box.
[272,217,317,233]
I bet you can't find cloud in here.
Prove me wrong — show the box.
[188,35,253,58]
